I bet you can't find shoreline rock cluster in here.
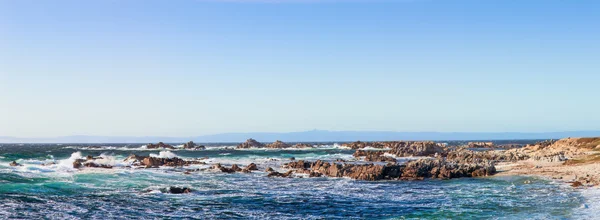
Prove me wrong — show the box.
[236,139,314,149]
[63,137,600,187]
[281,158,495,181]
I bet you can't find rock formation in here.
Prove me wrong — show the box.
[293,143,314,148]
[353,150,396,163]
[146,142,175,149]
[183,141,206,150]
[168,187,192,194]
[266,140,292,149]
[237,138,265,149]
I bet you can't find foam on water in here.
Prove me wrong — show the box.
[149,151,178,159]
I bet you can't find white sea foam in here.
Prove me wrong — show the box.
[149,151,178,159]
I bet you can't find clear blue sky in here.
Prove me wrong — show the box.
[1,0,599,137]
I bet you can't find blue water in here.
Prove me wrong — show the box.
[0,144,595,219]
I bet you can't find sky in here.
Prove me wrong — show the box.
[1,0,599,137]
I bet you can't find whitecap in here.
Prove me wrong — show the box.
[149,151,178,159]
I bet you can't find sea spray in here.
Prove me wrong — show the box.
[149,151,178,159]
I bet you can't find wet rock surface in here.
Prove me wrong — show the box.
[146,142,175,149]
[183,141,205,150]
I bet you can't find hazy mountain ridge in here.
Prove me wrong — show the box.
[2,130,600,143]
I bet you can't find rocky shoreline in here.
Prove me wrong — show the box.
[65,137,600,193]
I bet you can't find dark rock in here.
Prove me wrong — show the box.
[289,157,295,161]
[146,142,175,149]
[237,138,265,149]
[266,140,291,149]
[9,161,21,167]
[231,164,242,172]
[183,141,205,150]
[246,163,258,170]
[265,167,275,172]
[168,187,192,194]
[267,170,294,178]
[293,143,314,148]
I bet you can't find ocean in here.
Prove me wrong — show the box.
[0,143,596,219]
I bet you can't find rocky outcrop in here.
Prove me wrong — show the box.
[468,142,494,148]
[267,170,294,178]
[212,164,238,173]
[265,167,275,172]
[146,142,175,149]
[73,158,113,169]
[183,141,206,150]
[343,141,446,157]
[353,150,396,163]
[401,159,495,180]
[283,158,495,181]
[231,164,242,172]
[237,139,265,149]
[123,154,204,168]
[387,141,446,157]
[293,143,314,148]
[446,149,528,163]
[266,140,291,149]
[246,163,258,170]
[9,161,21,166]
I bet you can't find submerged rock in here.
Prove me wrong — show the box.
[237,138,265,149]
[267,170,294,178]
[168,187,192,194]
[9,161,21,167]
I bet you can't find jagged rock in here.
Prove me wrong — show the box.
[468,142,495,148]
[83,162,113,169]
[183,141,205,150]
[343,141,446,157]
[267,170,294,178]
[266,140,291,149]
[401,158,495,180]
[293,143,313,148]
[283,158,495,181]
[231,164,242,172]
[168,187,192,194]
[73,159,86,169]
[237,138,265,149]
[289,157,295,161]
[146,142,175,149]
[138,156,204,168]
[213,164,236,173]
[571,181,583,187]
[353,150,396,162]
[9,161,21,167]
[246,163,258,170]
[265,167,275,172]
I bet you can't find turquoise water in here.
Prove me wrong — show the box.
[0,144,595,219]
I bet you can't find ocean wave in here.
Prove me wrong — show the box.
[149,151,178,159]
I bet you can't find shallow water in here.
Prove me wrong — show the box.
[0,144,596,219]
